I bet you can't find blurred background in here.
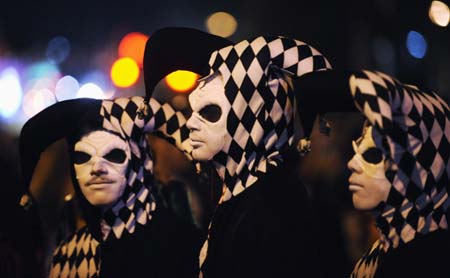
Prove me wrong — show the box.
[0,0,449,277]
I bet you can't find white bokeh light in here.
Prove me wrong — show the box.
[22,88,57,118]
[0,67,23,118]
[429,1,450,27]
[55,75,80,101]
[76,83,105,99]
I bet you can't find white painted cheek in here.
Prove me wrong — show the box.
[354,154,386,179]
[74,160,94,186]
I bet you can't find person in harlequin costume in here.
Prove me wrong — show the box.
[18,27,234,278]
[140,27,333,277]
[19,97,203,278]
[295,69,450,278]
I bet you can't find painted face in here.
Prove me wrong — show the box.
[186,73,230,161]
[73,130,130,209]
[347,125,391,210]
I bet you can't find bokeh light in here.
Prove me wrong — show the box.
[406,31,427,59]
[76,83,105,99]
[22,88,56,118]
[82,70,111,90]
[206,12,238,38]
[165,70,198,93]
[55,75,80,101]
[110,57,140,88]
[171,94,188,110]
[25,61,60,81]
[0,67,23,118]
[46,36,71,64]
[118,32,149,68]
[429,1,450,27]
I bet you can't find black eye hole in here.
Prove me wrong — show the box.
[199,104,222,122]
[104,148,127,163]
[362,147,383,164]
[73,151,91,164]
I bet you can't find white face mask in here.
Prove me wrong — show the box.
[347,125,391,210]
[73,130,130,209]
[186,73,230,161]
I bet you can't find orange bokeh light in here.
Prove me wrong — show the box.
[118,32,149,68]
[165,70,199,93]
[110,57,140,88]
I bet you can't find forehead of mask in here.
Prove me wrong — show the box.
[189,73,229,120]
[73,130,130,207]
[352,125,386,178]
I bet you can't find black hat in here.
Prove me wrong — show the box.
[19,98,101,192]
[143,27,232,99]
[293,70,357,139]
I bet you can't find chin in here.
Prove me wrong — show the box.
[192,149,216,161]
[352,195,378,211]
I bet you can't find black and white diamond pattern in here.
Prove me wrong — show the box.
[50,227,100,278]
[50,96,191,276]
[143,97,192,156]
[351,240,382,278]
[199,36,331,270]
[207,36,331,202]
[99,96,157,240]
[349,70,450,251]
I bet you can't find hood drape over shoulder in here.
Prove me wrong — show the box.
[204,35,331,202]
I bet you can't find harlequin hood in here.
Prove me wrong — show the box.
[295,69,450,250]
[20,97,157,242]
[205,36,331,202]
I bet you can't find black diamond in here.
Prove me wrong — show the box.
[225,78,238,103]
[405,207,419,227]
[227,110,239,135]
[119,207,132,221]
[111,103,123,118]
[405,181,422,201]
[180,125,190,141]
[398,152,416,176]
[228,140,243,162]
[241,107,256,132]
[387,187,404,206]
[312,56,327,71]
[224,49,239,70]
[297,44,313,60]
[130,124,141,141]
[240,47,256,70]
[212,54,224,71]
[422,107,435,131]
[416,139,437,169]
[166,115,179,134]
[125,101,138,119]
[241,75,255,102]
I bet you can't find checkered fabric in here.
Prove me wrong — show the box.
[351,240,382,278]
[143,97,192,156]
[349,70,450,252]
[207,36,331,202]
[198,36,331,270]
[49,96,190,277]
[50,227,100,278]
[95,96,157,241]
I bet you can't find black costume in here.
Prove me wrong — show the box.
[19,97,202,278]
[141,28,332,277]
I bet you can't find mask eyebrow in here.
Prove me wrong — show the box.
[196,72,220,90]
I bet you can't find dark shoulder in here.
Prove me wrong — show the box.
[151,207,204,245]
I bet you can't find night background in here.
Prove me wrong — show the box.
[0,0,449,276]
